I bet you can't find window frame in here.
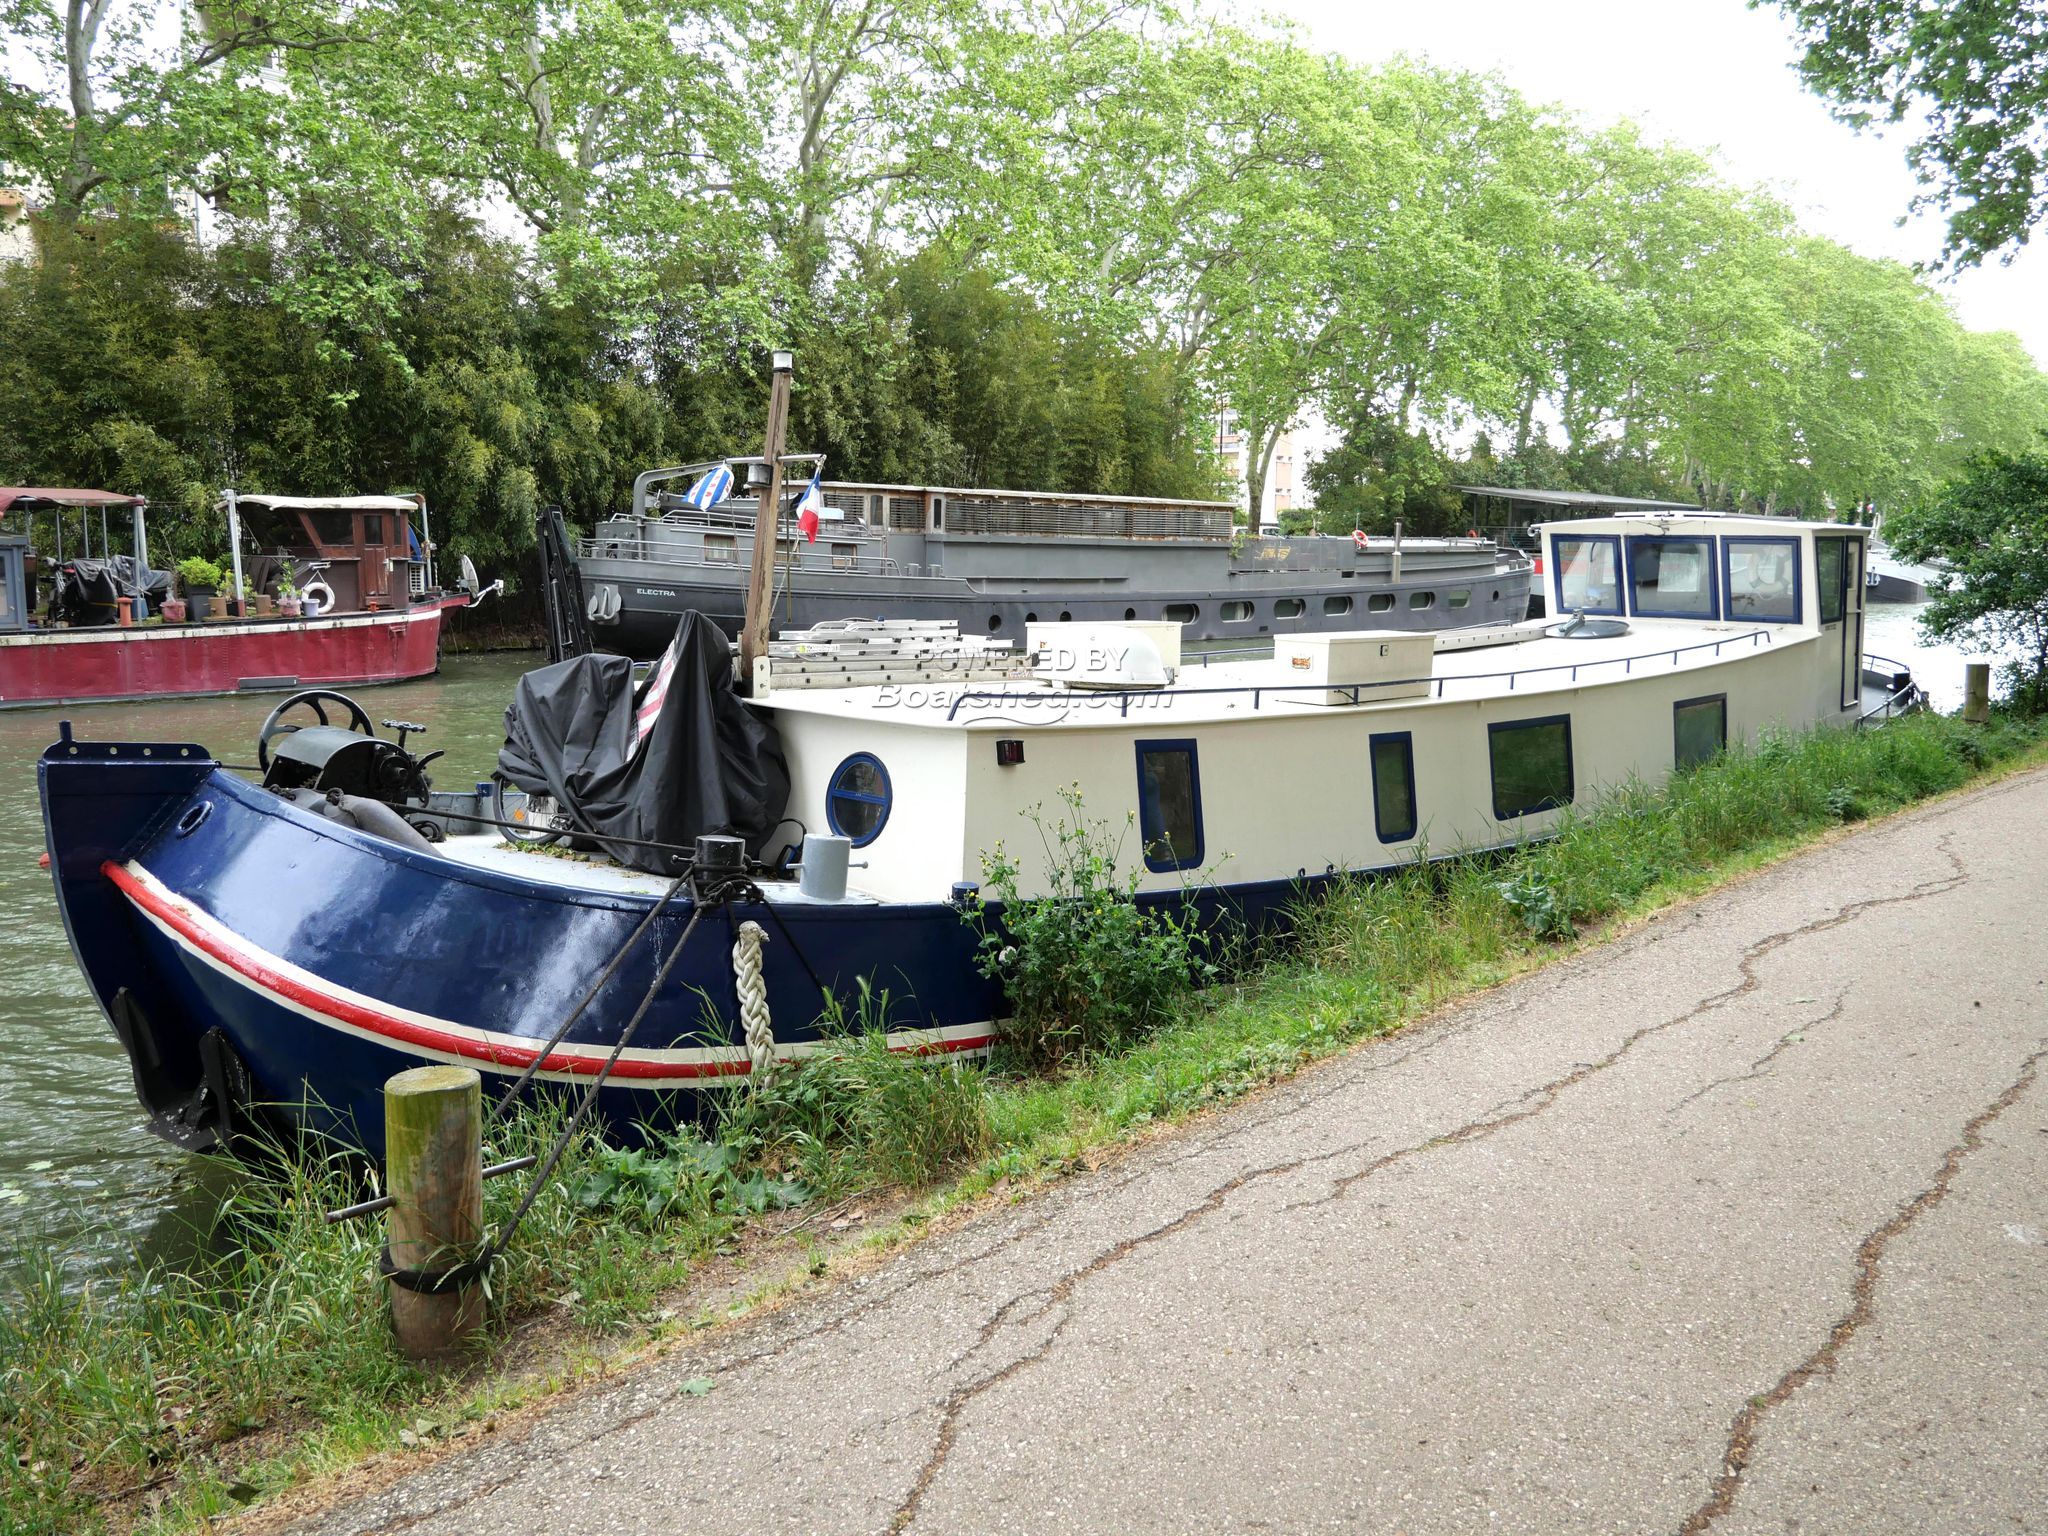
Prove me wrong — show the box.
[1815,536,1848,624]
[1487,714,1576,820]
[824,752,893,848]
[1672,692,1728,772]
[1625,534,1720,621]
[1551,533,1624,617]
[1368,731,1418,844]
[1134,738,1206,873]
[1721,536,1803,624]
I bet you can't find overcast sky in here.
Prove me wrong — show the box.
[1264,0,2046,368]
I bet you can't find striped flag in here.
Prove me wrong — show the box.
[683,464,733,509]
[796,468,823,543]
[633,631,682,753]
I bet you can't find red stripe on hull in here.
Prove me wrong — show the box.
[0,598,465,708]
[102,859,996,1078]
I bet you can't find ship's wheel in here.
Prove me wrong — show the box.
[256,689,376,772]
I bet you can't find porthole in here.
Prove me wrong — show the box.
[1059,610,1072,621]
[1274,598,1305,618]
[1125,608,1137,620]
[1410,590,1435,609]
[825,753,892,847]
[1324,595,1352,615]
[1026,612,1038,624]
[988,614,1002,632]
[1165,603,1198,623]
[1222,600,1253,622]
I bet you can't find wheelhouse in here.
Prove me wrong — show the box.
[228,492,437,612]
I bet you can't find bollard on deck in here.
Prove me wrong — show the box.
[384,1065,486,1360]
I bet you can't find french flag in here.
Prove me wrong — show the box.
[633,631,681,753]
[683,464,733,510]
[796,468,823,543]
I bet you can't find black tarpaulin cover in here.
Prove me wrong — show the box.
[52,555,170,626]
[496,611,789,873]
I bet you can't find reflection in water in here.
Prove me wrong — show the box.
[0,653,541,1276]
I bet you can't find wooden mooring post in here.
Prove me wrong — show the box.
[1963,662,1991,725]
[384,1065,485,1360]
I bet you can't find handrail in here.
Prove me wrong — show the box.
[1856,652,1925,726]
[944,627,1779,721]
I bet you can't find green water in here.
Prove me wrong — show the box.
[0,652,542,1273]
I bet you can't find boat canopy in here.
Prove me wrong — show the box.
[0,487,146,514]
[230,494,421,512]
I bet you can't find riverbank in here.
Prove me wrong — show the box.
[4,708,2044,1534]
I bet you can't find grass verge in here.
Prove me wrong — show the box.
[4,708,2043,1534]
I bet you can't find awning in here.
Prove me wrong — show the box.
[230,494,422,512]
[0,487,147,514]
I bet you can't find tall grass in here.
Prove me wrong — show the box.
[4,709,2040,1534]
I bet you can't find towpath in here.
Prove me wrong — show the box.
[289,768,2048,1536]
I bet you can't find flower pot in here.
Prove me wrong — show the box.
[278,597,302,618]
[255,594,276,618]
[207,596,230,621]
[159,598,187,622]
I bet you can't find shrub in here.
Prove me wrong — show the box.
[967,786,1217,1069]
[175,555,223,592]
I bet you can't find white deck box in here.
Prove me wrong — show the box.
[1274,630,1436,705]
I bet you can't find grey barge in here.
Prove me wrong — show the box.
[576,469,1534,659]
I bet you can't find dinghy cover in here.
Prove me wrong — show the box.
[496,611,790,872]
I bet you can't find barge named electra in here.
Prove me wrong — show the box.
[574,466,1535,659]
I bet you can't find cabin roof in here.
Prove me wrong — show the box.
[1539,510,1867,535]
[0,487,145,512]
[1456,485,1703,512]
[757,617,1812,733]
[229,494,422,512]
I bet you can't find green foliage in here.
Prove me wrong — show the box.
[1885,445,2048,711]
[1305,415,1469,534]
[1759,0,2048,267]
[968,787,1218,1069]
[174,556,223,593]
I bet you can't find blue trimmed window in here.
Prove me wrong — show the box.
[1369,732,1417,843]
[1135,739,1204,872]
[1723,537,1801,623]
[1553,535,1623,616]
[1673,694,1727,771]
[825,753,891,847]
[1488,715,1575,819]
[1627,536,1718,619]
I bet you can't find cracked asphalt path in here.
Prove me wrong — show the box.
[290,770,2048,1536]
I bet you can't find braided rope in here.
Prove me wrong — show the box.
[733,919,775,1077]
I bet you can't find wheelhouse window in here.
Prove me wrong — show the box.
[1554,536,1622,616]
[1135,739,1204,872]
[1673,694,1727,771]
[1369,732,1417,843]
[1488,715,1574,820]
[1816,538,1846,623]
[1628,537,1717,619]
[825,753,892,847]
[1723,538,1800,622]
[702,534,736,564]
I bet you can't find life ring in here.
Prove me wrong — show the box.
[1351,529,1369,550]
[300,578,335,615]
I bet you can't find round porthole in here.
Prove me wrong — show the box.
[825,753,892,847]
[988,614,1002,632]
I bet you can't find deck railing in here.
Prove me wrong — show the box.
[946,627,1781,721]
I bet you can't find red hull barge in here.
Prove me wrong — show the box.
[0,594,468,710]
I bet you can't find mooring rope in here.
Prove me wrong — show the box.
[733,920,775,1076]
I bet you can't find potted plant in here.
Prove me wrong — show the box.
[276,575,302,619]
[222,570,248,619]
[174,556,221,621]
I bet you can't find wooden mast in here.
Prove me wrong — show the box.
[739,349,794,690]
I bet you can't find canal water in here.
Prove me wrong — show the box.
[0,605,2003,1274]
[0,652,541,1277]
